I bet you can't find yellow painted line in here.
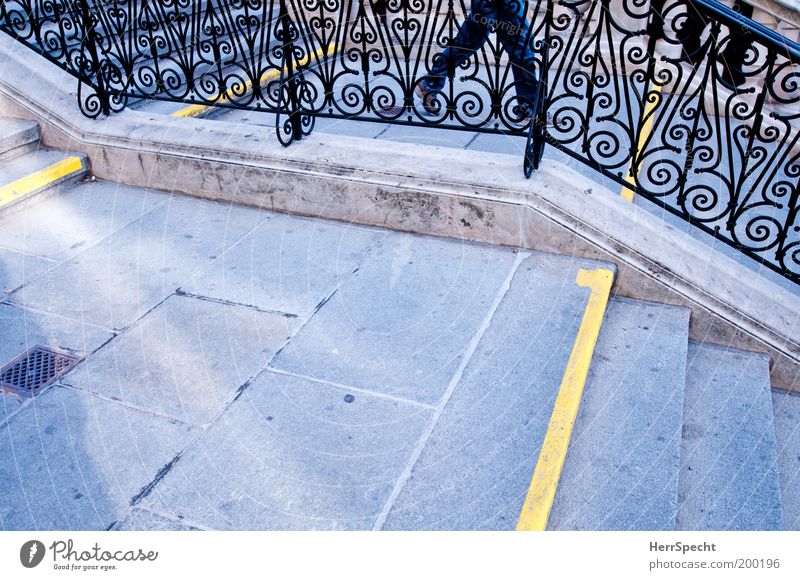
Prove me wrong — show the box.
[0,156,85,207]
[621,82,662,202]
[516,267,615,531]
[172,42,339,118]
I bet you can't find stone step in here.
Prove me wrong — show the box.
[547,298,690,530]
[0,117,40,163]
[677,342,783,530]
[0,148,89,211]
[378,252,617,530]
[771,389,800,530]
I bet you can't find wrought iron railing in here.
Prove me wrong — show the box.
[2,0,800,284]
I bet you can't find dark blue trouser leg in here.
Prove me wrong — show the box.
[422,0,496,89]
[421,0,540,112]
[495,0,540,110]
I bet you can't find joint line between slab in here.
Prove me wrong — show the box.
[371,251,528,530]
[264,367,436,411]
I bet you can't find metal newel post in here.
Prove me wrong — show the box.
[77,0,110,115]
[279,0,302,142]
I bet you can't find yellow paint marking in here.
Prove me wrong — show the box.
[0,156,85,207]
[516,267,615,531]
[621,82,662,202]
[172,42,339,118]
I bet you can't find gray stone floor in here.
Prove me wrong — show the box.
[0,179,616,530]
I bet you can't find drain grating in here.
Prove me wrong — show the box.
[0,346,81,398]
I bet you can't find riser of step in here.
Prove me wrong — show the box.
[677,343,783,530]
[0,118,40,164]
[771,389,800,531]
[547,298,691,531]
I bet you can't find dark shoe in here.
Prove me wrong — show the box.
[719,60,746,89]
[414,81,441,115]
[511,105,554,131]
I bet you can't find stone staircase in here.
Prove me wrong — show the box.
[0,116,797,531]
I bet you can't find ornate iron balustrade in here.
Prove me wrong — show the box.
[2,0,800,284]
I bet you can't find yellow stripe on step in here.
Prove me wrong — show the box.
[516,267,615,531]
[0,156,85,207]
[621,82,662,202]
[172,42,339,118]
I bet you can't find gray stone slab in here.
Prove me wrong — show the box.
[0,247,54,295]
[547,299,690,531]
[207,108,278,129]
[0,180,165,262]
[466,132,526,156]
[11,194,265,330]
[0,393,24,424]
[312,116,390,139]
[382,253,613,530]
[0,302,113,364]
[377,123,475,148]
[772,389,800,530]
[0,386,198,531]
[677,341,783,530]
[65,294,300,425]
[183,214,381,316]
[144,370,432,530]
[270,233,518,406]
[112,508,201,531]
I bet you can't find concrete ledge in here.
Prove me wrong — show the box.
[1,34,799,390]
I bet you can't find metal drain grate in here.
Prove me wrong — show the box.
[0,346,81,397]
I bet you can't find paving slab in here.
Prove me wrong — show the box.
[270,233,518,406]
[311,116,391,139]
[0,386,198,531]
[0,180,165,262]
[773,389,800,530]
[144,370,432,530]
[64,294,300,425]
[0,302,113,363]
[382,253,610,530]
[677,343,783,530]
[206,108,279,130]
[0,393,23,425]
[10,195,266,330]
[547,299,690,531]
[465,132,525,155]
[183,213,381,316]
[112,508,201,531]
[376,123,476,148]
[0,302,111,421]
[0,247,53,295]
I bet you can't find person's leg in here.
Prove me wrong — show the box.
[494,0,539,115]
[718,0,754,87]
[420,0,497,92]
[676,1,707,65]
